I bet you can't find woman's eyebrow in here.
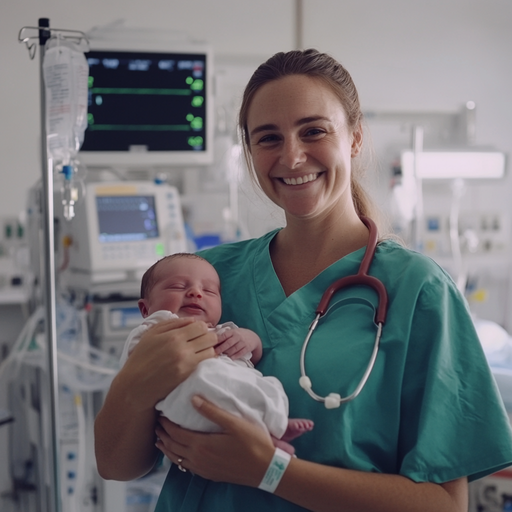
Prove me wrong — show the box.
[249,123,278,137]
[249,116,330,137]
[297,115,330,125]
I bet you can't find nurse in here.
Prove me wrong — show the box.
[95,49,512,512]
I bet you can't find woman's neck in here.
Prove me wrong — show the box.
[270,210,369,296]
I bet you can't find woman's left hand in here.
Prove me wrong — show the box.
[155,396,275,487]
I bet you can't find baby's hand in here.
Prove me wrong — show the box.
[215,328,261,361]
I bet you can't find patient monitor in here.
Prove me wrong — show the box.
[67,181,187,297]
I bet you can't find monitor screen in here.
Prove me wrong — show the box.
[96,195,159,242]
[80,48,212,166]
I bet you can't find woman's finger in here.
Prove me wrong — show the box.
[191,395,241,431]
[192,330,219,353]
[144,316,196,335]
[138,319,216,357]
[155,419,188,455]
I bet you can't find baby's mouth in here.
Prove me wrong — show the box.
[181,303,204,313]
[281,173,321,186]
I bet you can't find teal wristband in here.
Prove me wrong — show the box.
[258,447,292,493]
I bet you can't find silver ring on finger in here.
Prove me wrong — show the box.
[177,457,187,472]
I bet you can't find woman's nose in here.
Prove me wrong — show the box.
[279,138,307,169]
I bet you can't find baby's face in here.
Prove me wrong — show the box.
[139,257,222,327]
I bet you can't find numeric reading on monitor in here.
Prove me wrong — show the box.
[82,51,207,153]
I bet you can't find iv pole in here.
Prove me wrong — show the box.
[38,18,62,512]
[18,18,88,512]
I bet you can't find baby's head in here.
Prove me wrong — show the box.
[138,253,222,327]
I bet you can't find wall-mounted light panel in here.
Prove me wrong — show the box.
[401,151,506,179]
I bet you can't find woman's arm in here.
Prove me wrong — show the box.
[94,318,217,481]
[276,460,467,512]
[155,397,468,512]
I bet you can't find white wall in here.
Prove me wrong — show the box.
[303,0,512,146]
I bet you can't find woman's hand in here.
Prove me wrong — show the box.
[155,395,275,486]
[123,318,218,410]
[94,318,217,481]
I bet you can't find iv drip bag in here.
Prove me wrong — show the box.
[43,37,89,165]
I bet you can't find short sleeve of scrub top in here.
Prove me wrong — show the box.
[153,232,512,512]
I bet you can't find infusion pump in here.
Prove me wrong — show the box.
[65,181,187,297]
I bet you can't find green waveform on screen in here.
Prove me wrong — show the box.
[88,125,192,131]
[91,87,192,96]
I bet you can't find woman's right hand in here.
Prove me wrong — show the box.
[122,317,218,410]
[94,317,217,481]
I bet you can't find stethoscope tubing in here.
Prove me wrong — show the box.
[299,216,389,408]
[300,318,383,405]
[315,217,388,324]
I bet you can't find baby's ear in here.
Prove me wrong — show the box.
[138,299,150,318]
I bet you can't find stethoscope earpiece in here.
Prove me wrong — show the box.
[299,375,312,390]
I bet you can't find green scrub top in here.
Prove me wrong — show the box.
[154,232,512,512]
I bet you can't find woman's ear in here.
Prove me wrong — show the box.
[351,124,363,158]
[138,299,150,318]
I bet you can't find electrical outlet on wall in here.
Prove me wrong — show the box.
[476,212,508,253]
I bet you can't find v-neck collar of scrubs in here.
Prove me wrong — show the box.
[253,229,368,322]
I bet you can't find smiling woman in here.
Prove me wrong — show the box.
[239,49,374,226]
[94,50,512,512]
[246,74,361,225]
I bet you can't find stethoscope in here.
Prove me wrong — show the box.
[299,216,389,409]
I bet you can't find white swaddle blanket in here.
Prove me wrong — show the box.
[120,310,289,438]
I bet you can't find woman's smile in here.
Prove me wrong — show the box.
[280,172,322,186]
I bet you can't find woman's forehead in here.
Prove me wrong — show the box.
[247,74,346,127]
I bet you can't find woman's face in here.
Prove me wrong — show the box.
[246,74,362,222]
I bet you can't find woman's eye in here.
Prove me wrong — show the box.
[257,134,280,144]
[304,127,324,137]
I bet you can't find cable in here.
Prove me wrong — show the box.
[449,178,467,293]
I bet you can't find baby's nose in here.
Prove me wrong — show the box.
[186,287,202,297]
